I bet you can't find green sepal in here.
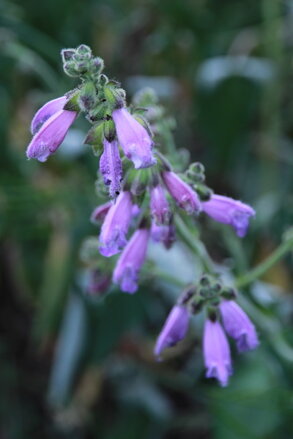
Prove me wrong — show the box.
[104,85,125,110]
[63,91,80,112]
[84,122,105,147]
[103,120,116,142]
[88,102,108,122]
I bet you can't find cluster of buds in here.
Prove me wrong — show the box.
[155,277,259,386]
[25,45,258,386]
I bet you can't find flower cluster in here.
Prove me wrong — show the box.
[25,45,258,386]
[155,280,259,387]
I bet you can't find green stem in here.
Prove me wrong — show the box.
[174,214,214,273]
[236,235,293,289]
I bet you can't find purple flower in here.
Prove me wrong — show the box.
[203,319,232,387]
[99,191,133,257]
[27,96,77,162]
[90,201,112,224]
[154,305,189,357]
[220,300,259,352]
[151,221,176,249]
[202,194,255,237]
[113,228,149,294]
[112,108,156,169]
[99,139,123,198]
[150,185,170,225]
[162,171,201,214]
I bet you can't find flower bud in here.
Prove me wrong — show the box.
[78,81,97,111]
[76,44,92,58]
[61,48,75,63]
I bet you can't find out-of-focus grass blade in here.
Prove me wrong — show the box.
[48,293,87,406]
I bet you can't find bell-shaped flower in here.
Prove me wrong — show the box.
[203,319,232,387]
[99,139,123,198]
[150,185,170,225]
[112,108,156,169]
[99,191,133,257]
[27,96,77,162]
[154,305,189,357]
[202,194,255,237]
[220,300,259,352]
[113,228,149,294]
[162,171,201,214]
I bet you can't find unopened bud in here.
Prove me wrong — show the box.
[76,44,92,58]
[61,48,75,63]
[92,56,104,73]
[63,61,78,77]
[79,81,97,111]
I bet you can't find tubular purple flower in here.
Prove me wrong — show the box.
[154,305,189,357]
[30,96,68,135]
[99,191,133,257]
[220,300,259,352]
[90,201,112,224]
[112,108,156,169]
[202,194,255,237]
[162,171,201,214]
[150,185,170,225]
[151,221,176,249]
[99,139,123,198]
[113,228,149,294]
[203,319,232,387]
[27,97,77,162]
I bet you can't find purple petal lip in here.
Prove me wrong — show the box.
[220,300,259,352]
[99,139,123,198]
[162,171,202,214]
[30,96,68,135]
[113,228,149,294]
[203,319,232,387]
[26,109,77,162]
[151,222,176,249]
[154,305,189,357]
[112,108,156,169]
[202,194,255,237]
[90,201,112,224]
[99,191,133,257]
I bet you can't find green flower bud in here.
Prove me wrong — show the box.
[61,48,76,63]
[63,61,79,77]
[76,44,92,59]
[78,81,97,111]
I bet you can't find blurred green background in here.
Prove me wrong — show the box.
[1,0,293,438]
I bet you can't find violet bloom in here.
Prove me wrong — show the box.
[113,228,149,294]
[27,96,77,162]
[220,300,259,352]
[90,201,112,224]
[203,319,232,387]
[99,191,133,257]
[154,305,189,357]
[162,171,201,214]
[150,185,170,225]
[202,194,255,237]
[151,221,176,249]
[99,139,123,198]
[112,108,156,169]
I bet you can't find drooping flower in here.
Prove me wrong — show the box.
[27,96,77,162]
[113,228,149,294]
[203,319,232,387]
[220,300,259,352]
[202,194,255,237]
[99,191,133,257]
[90,201,112,224]
[151,221,176,249]
[154,305,189,357]
[112,108,156,169]
[99,139,123,198]
[162,171,201,214]
[150,185,170,225]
